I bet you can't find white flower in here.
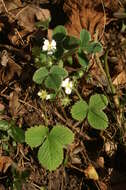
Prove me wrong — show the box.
[61,78,73,95]
[38,90,51,100]
[46,94,51,100]
[42,39,56,55]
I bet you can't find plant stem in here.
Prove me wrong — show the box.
[74,88,83,100]
[104,50,119,109]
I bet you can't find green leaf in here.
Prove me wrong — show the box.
[50,124,74,146]
[38,135,63,171]
[39,53,47,64]
[88,109,108,130]
[50,65,68,78]
[45,73,61,90]
[89,94,108,110]
[80,29,91,48]
[77,49,89,69]
[33,67,48,84]
[63,36,80,50]
[35,18,51,30]
[0,120,10,131]
[9,126,25,143]
[53,25,66,41]
[85,42,102,53]
[71,100,88,121]
[25,125,49,148]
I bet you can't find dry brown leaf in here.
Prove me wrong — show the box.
[113,70,126,86]
[15,5,50,32]
[0,56,22,84]
[0,156,13,173]
[0,50,9,67]
[0,184,5,190]
[0,103,5,112]
[84,164,99,180]
[97,181,107,190]
[64,0,120,38]
[9,91,21,117]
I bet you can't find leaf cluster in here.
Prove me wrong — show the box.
[0,120,25,143]
[25,124,74,171]
[71,94,108,130]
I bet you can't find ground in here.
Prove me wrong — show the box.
[0,0,126,190]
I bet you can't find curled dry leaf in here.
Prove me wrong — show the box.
[0,156,13,173]
[0,50,9,67]
[64,0,120,38]
[0,56,22,84]
[15,5,50,32]
[84,164,99,180]
[113,70,126,86]
[9,91,21,117]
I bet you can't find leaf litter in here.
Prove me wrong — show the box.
[0,0,126,190]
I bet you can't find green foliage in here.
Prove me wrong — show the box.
[79,29,102,53]
[50,65,68,78]
[25,124,74,171]
[0,120,10,131]
[85,42,103,53]
[33,67,48,84]
[88,109,108,130]
[35,18,51,30]
[63,36,80,50]
[45,73,62,90]
[9,126,25,143]
[71,94,108,130]
[25,125,49,148]
[0,120,25,143]
[44,66,68,90]
[80,29,91,48]
[71,100,88,121]
[89,94,108,110]
[53,25,67,41]
[77,49,89,69]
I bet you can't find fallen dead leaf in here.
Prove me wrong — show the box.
[0,184,5,190]
[0,156,13,173]
[9,91,21,117]
[0,50,9,67]
[97,181,107,190]
[84,164,99,180]
[113,70,126,86]
[64,0,120,38]
[0,55,22,84]
[0,103,5,112]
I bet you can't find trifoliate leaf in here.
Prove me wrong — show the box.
[53,25,66,41]
[9,126,25,143]
[80,29,91,48]
[0,120,10,131]
[63,36,80,50]
[33,67,48,84]
[88,109,108,130]
[71,100,88,121]
[50,125,74,146]
[45,73,61,90]
[85,42,102,53]
[89,94,108,110]
[77,49,89,69]
[25,125,49,148]
[50,65,68,78]
[38,135,63,171]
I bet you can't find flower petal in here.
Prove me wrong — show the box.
[65,88,72,95]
